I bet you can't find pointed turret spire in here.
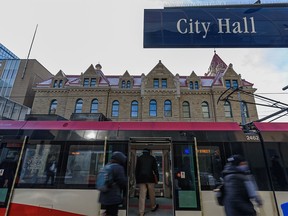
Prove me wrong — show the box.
[206,52,227,76]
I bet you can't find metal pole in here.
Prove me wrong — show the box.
[5,136,28,216]
[103,136,107,167]
[22,24,38,79]
[194,136,204,216]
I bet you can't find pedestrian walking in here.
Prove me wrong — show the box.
[98,151,127,216]
[222,154,262,216]
[135,149,159,216]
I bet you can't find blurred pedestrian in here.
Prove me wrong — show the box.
[222,154,262,216]
[135,149,159,216]
[45,155,57,185]
[98,151,127,216]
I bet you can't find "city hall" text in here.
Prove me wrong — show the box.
[176,17,256,38]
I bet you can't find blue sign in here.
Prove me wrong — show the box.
[144,5,288,48]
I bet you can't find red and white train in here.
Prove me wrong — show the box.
[0,120,287,216]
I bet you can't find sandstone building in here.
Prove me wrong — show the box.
[32,52,258,123]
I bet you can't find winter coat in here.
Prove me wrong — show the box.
[222,164,261,216]
[98,161,127,205]
[135,152,159,184]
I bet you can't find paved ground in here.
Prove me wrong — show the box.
[128,197,173,216]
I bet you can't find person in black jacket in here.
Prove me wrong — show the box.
[222,155,262,216]
[135,149,159,216]
[99,151,127,216]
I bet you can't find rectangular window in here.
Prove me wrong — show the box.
[225,80,231,89]
[232,80,238,89]
[198,146,223,190]
[161,79,167,88]
[64,144,104,185]
[19,144,61,186]
[90,78,96,87]
[83,78,89,87]
[153,79,159,88]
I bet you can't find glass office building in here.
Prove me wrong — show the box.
[0,44,31,120]
[0,43,19,60]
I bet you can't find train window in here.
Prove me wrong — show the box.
[173,143,200,210]
[265,142,288,191]
[198,146,223,190]
[19,144,61,186]
[64,145,104,185]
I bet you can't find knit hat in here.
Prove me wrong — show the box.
[227,154,245,166]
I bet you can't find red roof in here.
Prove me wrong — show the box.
[254,122,288,131]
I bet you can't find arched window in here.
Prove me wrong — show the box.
[164,100,172,117]
[130,100,138,117]
[112,100,119,117]
[182,101,190,118]
[49,100,57,114]
[126,81,131,88]
[121,80,126,88]
[90,99,98,113]
[149,100,157,117]
[201,101,210,118]
[242,102,249,118]
[224,101,233,117]
[53,80,58,88]
[74,99,83,113]
[189,81,193,90]
[59,80,63,88]
[195,81,199,90]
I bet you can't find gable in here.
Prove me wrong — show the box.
[83,64,96,76]
[145,60,177,89]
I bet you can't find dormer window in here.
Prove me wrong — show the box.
[153,79,159,88]
[189,81,193,90]
[53,80,58,88]
[126,80,131,88]
[225,80,231,89]
[83,78,89,87]
[162,79,167,88]
[232,80,238,89]
[90,78,96,87]
[59,80,63,88]
[195,81,199,90]
[121,80,126,88]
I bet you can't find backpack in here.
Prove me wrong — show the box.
[214,183,225,206]
[96,163,115,192]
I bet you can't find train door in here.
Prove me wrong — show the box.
[127,138,174,216]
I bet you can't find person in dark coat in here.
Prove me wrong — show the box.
[135,149,159,216]
[222,155,262,216]
[45,155,57,185]
[99,151,127,216]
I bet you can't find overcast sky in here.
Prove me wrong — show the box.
[1,0,288,122]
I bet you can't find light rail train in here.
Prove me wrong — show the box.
[0,120,287,216]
